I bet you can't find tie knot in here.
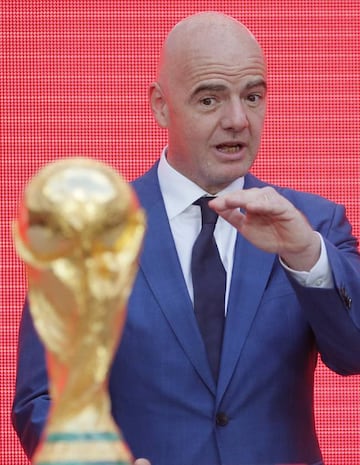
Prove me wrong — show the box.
[194,197,218,225]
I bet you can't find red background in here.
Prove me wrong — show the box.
[1,1,359,464]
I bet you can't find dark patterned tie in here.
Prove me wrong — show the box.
[191,197,226,381]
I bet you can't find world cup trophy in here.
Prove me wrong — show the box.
[13,158,146,465]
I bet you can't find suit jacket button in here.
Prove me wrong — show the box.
[339,286,352,310]
[216,412,229,426]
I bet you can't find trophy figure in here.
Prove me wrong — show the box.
[13,158,146,465]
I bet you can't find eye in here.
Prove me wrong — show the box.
[246,93,264,106]
[200,97,216,106]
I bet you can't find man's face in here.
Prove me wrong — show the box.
[152,25,267,194]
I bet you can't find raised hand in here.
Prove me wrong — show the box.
[209,187,321,271]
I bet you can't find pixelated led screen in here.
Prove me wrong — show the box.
[1,1,359,464]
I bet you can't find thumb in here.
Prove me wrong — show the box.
[134,459,152,465]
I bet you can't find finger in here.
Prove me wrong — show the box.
[209,202,245,230]
[211,187,289,216]
[210,188,269,214]
[134,459,152,465]
[209,191,247,212]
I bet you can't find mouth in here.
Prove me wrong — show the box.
[216,143,244,154]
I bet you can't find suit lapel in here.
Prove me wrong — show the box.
[217,173,277,400]
[217,235,276,400]
[133,166,216,393]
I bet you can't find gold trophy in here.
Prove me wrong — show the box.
[13,158,146,465]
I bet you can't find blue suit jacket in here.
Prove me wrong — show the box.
[12,164,360,465]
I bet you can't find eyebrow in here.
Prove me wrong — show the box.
[190,78,267,100]
[245,78,267,91]
[190,83,227,99]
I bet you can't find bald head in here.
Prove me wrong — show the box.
[157,12,265,89]
[149,12,267,192]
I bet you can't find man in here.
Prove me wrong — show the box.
[12,12,360,465]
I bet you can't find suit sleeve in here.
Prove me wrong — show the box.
[11,298,50,459]
[288,202,360,375]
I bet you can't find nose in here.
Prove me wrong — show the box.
[220,100,249,132]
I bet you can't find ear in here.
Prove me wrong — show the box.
[149,82,169,128]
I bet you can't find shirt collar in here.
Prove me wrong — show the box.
[158,147,244,220]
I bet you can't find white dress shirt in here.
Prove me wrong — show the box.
[157,149,334,310]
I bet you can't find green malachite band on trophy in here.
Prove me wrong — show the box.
[37,462,129,465]
[46,432,120,442]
